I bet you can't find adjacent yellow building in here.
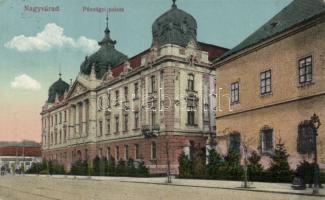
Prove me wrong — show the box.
[214,0,325,169]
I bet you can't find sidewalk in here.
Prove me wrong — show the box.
[25,174,325,197]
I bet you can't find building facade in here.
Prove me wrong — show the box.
[0,141,41,174]
[214,0,325,169]
[41,2,228,174]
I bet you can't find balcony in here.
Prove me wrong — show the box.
[141,124,160,138]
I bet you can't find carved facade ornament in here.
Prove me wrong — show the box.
[185,40,201,65]
[70,83,87,98]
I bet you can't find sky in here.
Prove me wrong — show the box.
[0,0,293,142]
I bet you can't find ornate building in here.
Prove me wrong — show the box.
[214,0,325,169]
[41,1,228,174]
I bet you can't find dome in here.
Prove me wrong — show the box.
[47,77,69,103]
[152,1,197,47]
[80,25,128,79]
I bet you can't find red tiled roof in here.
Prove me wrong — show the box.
[198,42,229,61]
[111,43,228,77]
[0,146,41,157]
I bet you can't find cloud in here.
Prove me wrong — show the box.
[4,23,99,53]
[11,74,41,91]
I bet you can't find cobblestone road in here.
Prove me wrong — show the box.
[0,176,322,200]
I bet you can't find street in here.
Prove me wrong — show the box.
[0,176,322,200]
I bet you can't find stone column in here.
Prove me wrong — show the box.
[82,100,87,137]
[88,92,97,140]
[75,103,79,136]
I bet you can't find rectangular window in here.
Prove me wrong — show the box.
[299,56,313,85]
[134,82,139,99]
[151,110,156,127]
[187,74,194,91]
[229,133,241,153]
[124,86,128,101]
[115,115,119,133]
[99,121,103,136]
[260,70,272,95]
[106,119,111,135]
[116,146,120,160]
[124,114,128,132]
[134,112,139,129]
[59,113,62,124]
[187,110,195,125]
[135,144,140,159]
[230,82,240,104]
[151,76,156,93]
[125,145,129,160]
[261,129,273,153]
[115,90,119,105]
[107,147,111,159]
[99,148,103,157]
[151,142,157,160]
[64,111,67,122]
[108,92,111,108]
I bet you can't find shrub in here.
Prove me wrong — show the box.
[206,149,224,178]
[267,142,294,182]
[70,160,89,176]
[178,152,192,178]
[247,151,264,181]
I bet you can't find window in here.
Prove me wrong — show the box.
[125,145,129,160]
[231,82,240,104]
[107,147,111,159]
[106,119,111,135]
[59,112,62,124]
[108,92,111,107]
[115,90,120,105]
[135,144,140,159]
[187,74,195,91]
[85,149,88,160]
[55,114,57,125]
[124,86,128,101]
[63,128,67,143]
[229,132,241,153]
[261,128,273,153]
[151,110,156,127]
[297,121,315,154]
[124,114,128,132]
[134,82,139,99]
[99,148,103,157]
[99,120,103,136]
[59,130,62,144]
[116,146,120,160]
[151,142,157,160]
[299,56,313,85]
[134,112,139,129]
[64,111,67,122]
[187,109,195,126]
[151,76,156,93]
[260,70,272,95]
[115,115,119,133]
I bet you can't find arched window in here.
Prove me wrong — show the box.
[77,150,82,161]
[229,132,241,153]
[297,121,315,154]
[187,74,194,91]
[151,142,157,160]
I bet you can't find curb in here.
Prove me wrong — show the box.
[21,174,325,197]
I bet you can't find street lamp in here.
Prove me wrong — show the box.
[310,113,321,195]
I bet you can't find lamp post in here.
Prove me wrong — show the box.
[310,113,321,195]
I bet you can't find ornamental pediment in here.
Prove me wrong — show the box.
[67,81,88,99]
